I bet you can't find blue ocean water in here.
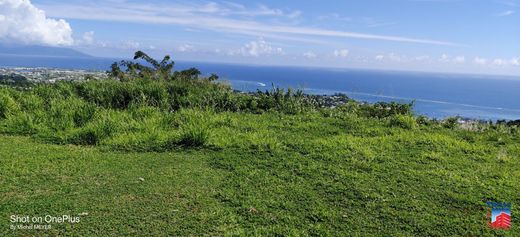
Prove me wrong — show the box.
[1,55,519,120]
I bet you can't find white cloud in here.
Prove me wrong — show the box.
[253,4,285,17]
[79,31,94,45]
[333,49,349,58]
[286,10,302,19]
[473,57,488,65]
[439,54,465,64]
[177,44,194,52]
[453,56,465,64]
[497,10,515,16]
[374,53,402,62]
[0,0,73,46]
[474,57,519,67]
[303,51,317,59]
[387,53,402,62]
[121,40,140,49]
[492,58,506,66]
[317,13,352,22]
[39,1,460,46]
[439,54,450,62]
[233,39,283,57]
[375,53,470,65]
[500,1,520,7]
[414,55,430,61]
[210,2,301,18]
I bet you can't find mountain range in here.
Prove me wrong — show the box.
[0,44,92,58]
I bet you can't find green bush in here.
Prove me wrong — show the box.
[0,90,20,119]
[443,117,459,129]
[389,114,417,129]
[360,102,413,118]
[17,93,45,113]
[253,86,309,114]
[0,112,38,135]
[174,109,211,148]
[46,98,96,131]
[416,115,433,126]
[56,110,125,145]
[178,123,209,147]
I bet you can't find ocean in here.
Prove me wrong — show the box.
[1,55,519,121]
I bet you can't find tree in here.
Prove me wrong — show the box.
[174,67,201,80]
[108,51,174,80]
[108,51,218,82]
[208,73,219,81]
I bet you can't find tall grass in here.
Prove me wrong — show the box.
[389,114,417,130]
[0,88,20,119]
[1,77,515,151]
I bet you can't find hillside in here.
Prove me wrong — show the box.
[0,54,518,236]
[0,44,91,58]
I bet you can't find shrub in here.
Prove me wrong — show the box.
[68,110,126,145]
[128,105,161,120]
[0,90,20,119]
[389,114,417,129]
[0,112,38,135]
[178,123,209,147]
[46,97,96,131]
[70,126,105,145]
[71,127,100,145]
[360,102,414,119]
[109,51,174,80]
[173,109,211,148]
[443,117,459,129]
[74,79,138,109]
[136,80,169,108]
[416,115,433,126]
[253,86,310,114]
[32,81,75,102]
[337,101,360,115]
[18,93,45,113]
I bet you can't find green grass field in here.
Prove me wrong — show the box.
[0,74,519,235]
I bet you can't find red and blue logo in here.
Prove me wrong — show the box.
[487,202,511,230]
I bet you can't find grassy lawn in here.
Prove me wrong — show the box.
[0,136,230,236]
[1,110,518,236]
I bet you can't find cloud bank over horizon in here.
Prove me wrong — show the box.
[0,0,73,46]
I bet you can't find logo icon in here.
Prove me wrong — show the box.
[486,202,511,230]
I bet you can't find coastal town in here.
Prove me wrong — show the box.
[0,67,108,83]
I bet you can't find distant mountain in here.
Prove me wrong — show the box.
[0,44,92,58]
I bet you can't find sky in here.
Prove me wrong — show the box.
[1,0,519,75]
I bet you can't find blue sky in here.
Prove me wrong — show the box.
[4,0,520,75]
